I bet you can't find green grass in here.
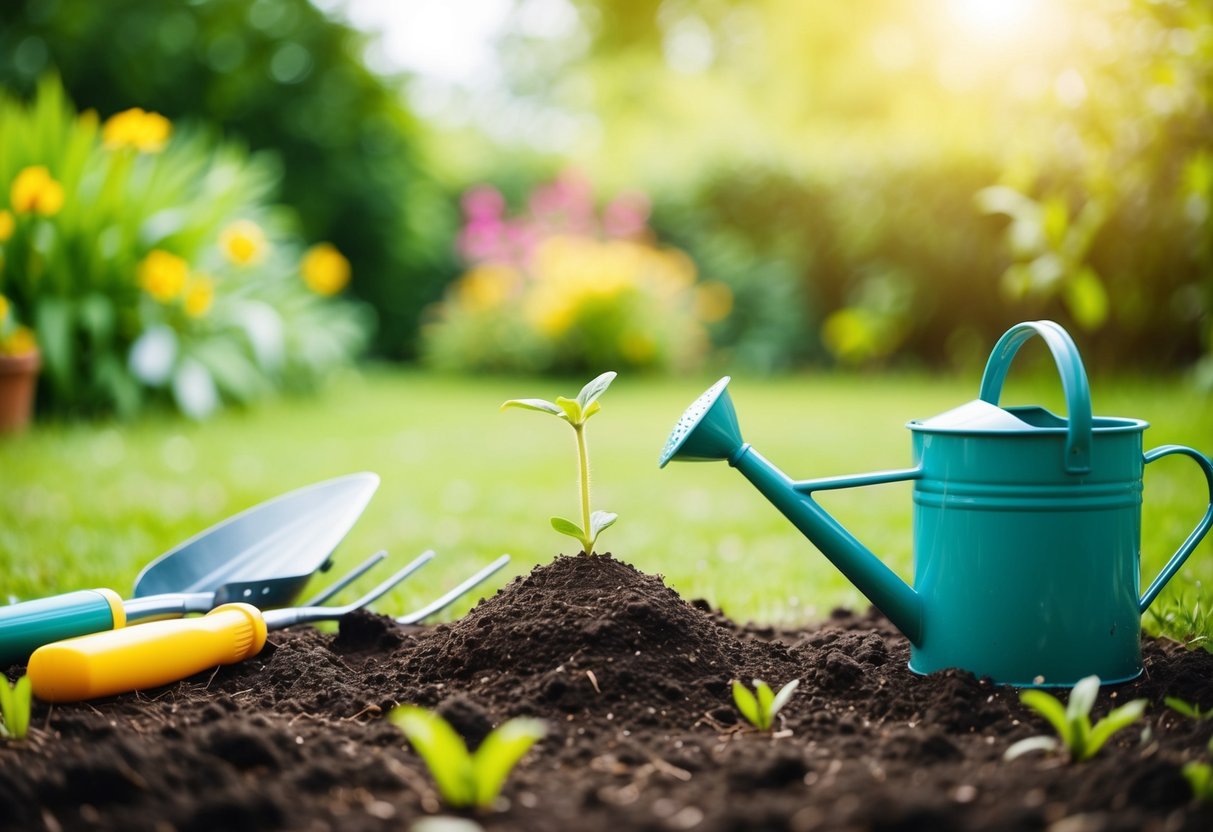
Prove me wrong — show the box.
[2,367,1211,646]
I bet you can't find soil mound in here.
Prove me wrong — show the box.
[378,555,794,724]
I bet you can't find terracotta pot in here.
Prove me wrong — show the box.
[0,349,40,434]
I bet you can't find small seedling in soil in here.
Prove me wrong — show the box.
[391,706,545,811]
[732,678,799,731]
[1166,697,1213,721]
[502,371,618,556]
[1004,675,1147,763]
[1183,761,1213,802]
[0,675,31,740]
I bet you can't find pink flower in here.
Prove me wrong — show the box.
[461,185,505,222]
[603,191,651,239]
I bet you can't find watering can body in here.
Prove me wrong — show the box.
[661,320,1213,686]
[906,411,1149,684]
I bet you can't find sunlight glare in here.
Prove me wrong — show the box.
[948,0,1041,38]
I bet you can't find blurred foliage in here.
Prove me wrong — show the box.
[0,77,367,419]
[0,0,458,359]
[487,0,1213,373]
[422,172,720,374]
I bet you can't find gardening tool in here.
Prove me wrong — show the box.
[27,549,441,702]
[0,473,379,666]
[395,553,512,624]
[660,320,1213,686]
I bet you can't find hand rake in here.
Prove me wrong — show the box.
[28,550,511,702]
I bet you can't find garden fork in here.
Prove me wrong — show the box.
[27,551,510,702]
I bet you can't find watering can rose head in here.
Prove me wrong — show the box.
[660,321,1213,687]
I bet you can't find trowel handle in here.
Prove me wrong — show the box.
[0,589,126,667]
[1139,445,1213,612]
[978,320,1093,474]
[27,603,268,703]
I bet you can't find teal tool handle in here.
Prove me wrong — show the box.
[978,320,1093,474]
[0,589,125,667]
[1139,445,1213,611]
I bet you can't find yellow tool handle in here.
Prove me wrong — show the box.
[28,603,268,703]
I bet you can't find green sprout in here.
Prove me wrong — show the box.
[502,371,618,556]
[1184,761,1213,802]
[1165,697,1213,721]
[1004,675,1147,763]
[0,675,32,740]
[731,678,799,731]
[391,706,545,811]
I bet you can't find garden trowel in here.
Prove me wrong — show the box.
[0,472,379,666]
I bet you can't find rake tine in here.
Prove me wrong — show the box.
[395,553,511,625]
[301,550,388,606]
[265,550,436,628]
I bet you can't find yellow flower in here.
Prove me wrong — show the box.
[220,220,268,266]
[455,264,519,312]
[695,281,734,323]
[301,243,351,295]
[10,166,65,217]
[137,250,189,302]
[102,108,172,153]
[0,325,37,357]
[0,293,9,322]
[0,209,13,242]
[183,274,215,318]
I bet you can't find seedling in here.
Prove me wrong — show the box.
[502,371,618,555]
[0,675,32,740]
[391,706,545,810]
[1165,696,1213,721]
[732,678,799,731]
[1004,675,1147,762]
[1183,761,1213,802]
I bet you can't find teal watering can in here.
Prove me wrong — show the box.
[660,320,1213,686]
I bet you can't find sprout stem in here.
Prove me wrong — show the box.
[574,422,592,553]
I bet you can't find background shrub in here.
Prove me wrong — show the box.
[0,78,367,418]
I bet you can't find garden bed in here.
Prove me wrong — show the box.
[2,556,1212,832]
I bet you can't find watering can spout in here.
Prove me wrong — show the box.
[660,377,924,646]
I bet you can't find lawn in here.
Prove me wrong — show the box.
[2,367,1211,645]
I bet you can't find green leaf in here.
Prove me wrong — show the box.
[554,396,582,424]
[1064,266,1109,330]
[732,680,761,729]
[754,680,775,730]
[501,398,564,417]
[10,677,29,739]
[589,511,617,541]
[1182,761,1213,801]
[770,679,800,718]
[550,516,585,541]
[1066,676,1100,724]
[1084,699,1147,760]
[1004,735,1060,761]
[0,679,11,739]
[34,297,73,394]
[0,676,31,740]
[1159,698,1208,722]
[391,706,476,808]
[1041,194,1070,249]
[1020,690,1070,742]
[470,717,546,808]
[576,371,617,411]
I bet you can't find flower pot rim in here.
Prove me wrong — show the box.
[0,348,41,372]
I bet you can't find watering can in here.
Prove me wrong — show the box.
[660,320,1213,686]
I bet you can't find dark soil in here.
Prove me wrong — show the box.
[3,555,1213,831]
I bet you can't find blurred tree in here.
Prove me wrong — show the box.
[0,0,459,358]
[491,0,1213,372]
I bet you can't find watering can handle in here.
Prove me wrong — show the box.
[1139,445,1213,613]
[978,320,1093,475]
